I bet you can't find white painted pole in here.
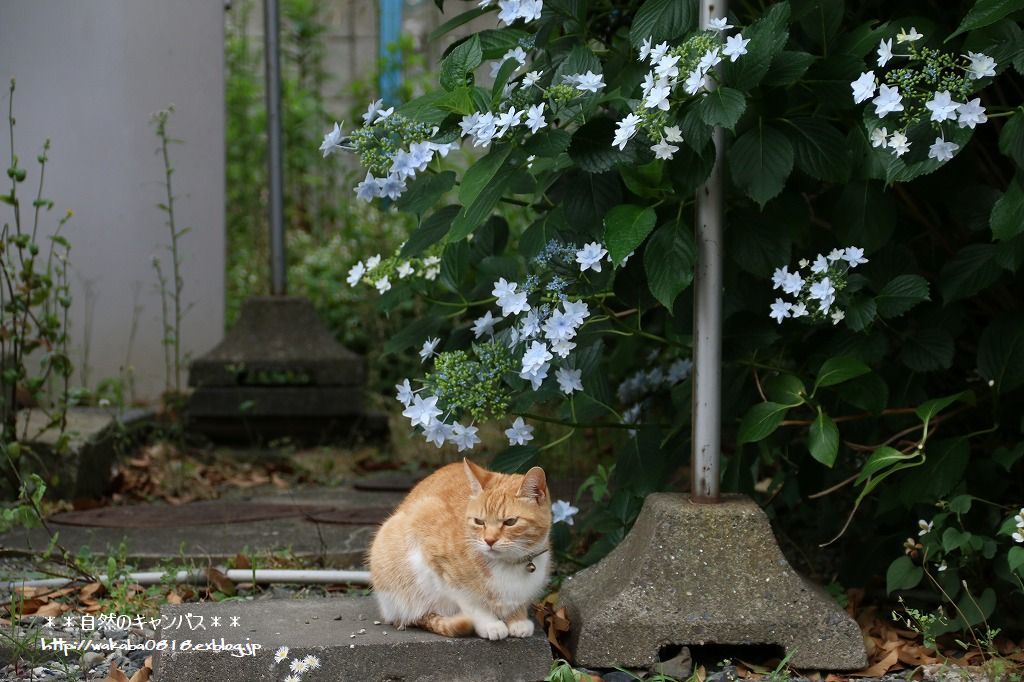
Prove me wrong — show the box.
[692,0,728,503]
[3,569,372,591]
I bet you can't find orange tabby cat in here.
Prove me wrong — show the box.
[369,459,551,640]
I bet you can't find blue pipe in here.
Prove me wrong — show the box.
[379,0,403,104]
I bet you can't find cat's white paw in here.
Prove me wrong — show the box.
[507,618,534,638]
[475,619,509,640]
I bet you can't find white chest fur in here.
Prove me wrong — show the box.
[487,552,549,617]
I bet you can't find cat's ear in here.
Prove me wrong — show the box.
[517,466,548,503]
[463,458,488,497]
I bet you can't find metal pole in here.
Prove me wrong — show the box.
[264,0,287,295]
[691,0,727,503]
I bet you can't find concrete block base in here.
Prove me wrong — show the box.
[557,493,867,671]
[154,597,553,681]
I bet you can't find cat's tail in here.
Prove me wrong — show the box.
[415,613,474,637]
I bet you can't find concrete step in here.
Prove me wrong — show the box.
[153,597,553,681]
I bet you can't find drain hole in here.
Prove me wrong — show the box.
[688,643,787,669]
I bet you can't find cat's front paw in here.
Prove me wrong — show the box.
[475,619,509,640]
[507,618,534,638]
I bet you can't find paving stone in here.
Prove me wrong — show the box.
[0,485,402,567]
[558,493,868,672]
[154,597,553,681]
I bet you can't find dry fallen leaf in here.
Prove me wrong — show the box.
[104,662,130,682]
[166,590,183,604]
[207,567,236,597]
[34,601,66,617]
[849,648,900,677]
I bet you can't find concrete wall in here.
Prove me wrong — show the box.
[0,0,226,403]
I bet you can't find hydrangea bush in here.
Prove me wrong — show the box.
[322,0,1024,629]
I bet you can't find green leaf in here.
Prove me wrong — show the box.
[764,374,806,405]
[999,111,1024,167]
[949,0,1024,40]
[942,527,972,553]
[569,118,636,173]
[991,179,1024,241]
[832,182,896,254]
[553,45,601,86]
[728,122,794,207]
[450,173,512,241]
[900,328,954,373]
[397,90,458,126]
[857,446,916,485]
[784,118,851,183]
[763,51,816,87]
[561,171,622,232]
[808,409,840,467]
[721,2,791,90]
[644,221,696,310]
[430,6,492,41]
[939,243,1003,303]
[396,171,456,216]
[440,35,483,91]
[844,297,877,332]
[629,0,696,47]
[459,146,513,207]
[402,204,461,257]
[697,87,747,131]
[916,392,967,427]
[439,240,470,292]
[1009,546,1024,574]
[604,205,657,265]
[842,372,888,414]
[523,129,571,158]
[949,494,973,514]
[978,317,1024,392]
[490,445,539,473]
[384,316,443,354]
[737,402,790,444]
[875,275,930,318]
[814,356,870,391]
[886,556,924,594]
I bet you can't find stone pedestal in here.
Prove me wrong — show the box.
[558,493,867,671]
[187,297,385,443]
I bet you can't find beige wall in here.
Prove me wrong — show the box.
[0,0,226,403]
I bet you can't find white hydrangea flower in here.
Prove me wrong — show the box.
[918,519,933,536]
[966,51,996,79]
[402,393,442,428]
[362,99,385,125]
[722,34,749,61]
[707,17,732,31]
[346,261,366,287]
[551,499,579,525]
[396,261,414,279]
[556,367,583,395]
[395,379,415,407]
[928,137,959,162]
[521,341,553,376]
[613,114,642,150]
[576,242,608,273]
[896,26,923,43]
[374,276,392,294]
[355,172,381,202]
[651,140,679,160]
[872,84,904,117]
[319,121,344,157]
[663,126,683,143]
[877,38,893,68]
[956,98,987,129]
[870,127,889,148]
[843,247,868,267]
[525,103,547,134]
[573,71,605,93]
[831,309,845,325]
[424,420,452,447]
[769,298,792,324]
[522,70,543,87]
[851,71,877,104]
[888,131,911,156]
[638,37,653,61]
[925,91,961,123]
[505,416,535,445]
[472,310,503,338]
[419,337,440,363]
[450,422,481,452]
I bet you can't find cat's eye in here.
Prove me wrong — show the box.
[503,517,519,526]
[473,517,484,525]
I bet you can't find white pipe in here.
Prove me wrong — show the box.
[691,0,728,503]
[3,569,371,591]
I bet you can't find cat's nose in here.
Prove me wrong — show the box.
[485,537,497,547]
